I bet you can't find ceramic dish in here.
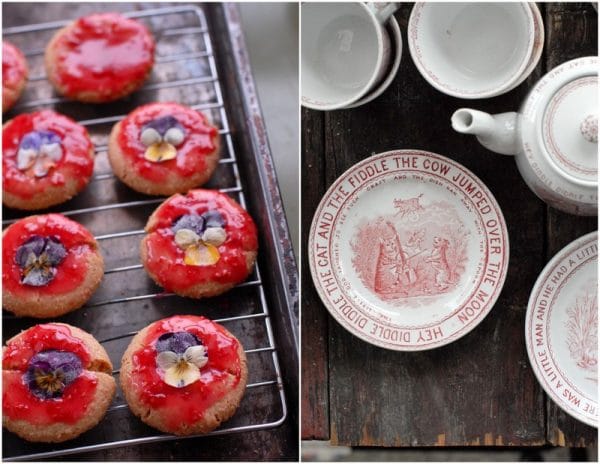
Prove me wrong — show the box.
[344,14,402,109]
[309,150,509,351]
[301,2,395,110]
[408,2,534,98]
[525,231,598,428]
[506,2,544,92]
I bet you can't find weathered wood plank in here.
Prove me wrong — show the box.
[301,108,330,440]
[544,1,598,447]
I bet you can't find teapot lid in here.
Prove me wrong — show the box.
[522,56,598,185]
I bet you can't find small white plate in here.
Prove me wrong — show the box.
[309,150,509,351]
[526,231,598,428]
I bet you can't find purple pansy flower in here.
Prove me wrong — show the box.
[23,350,83,399]
[17,130,63,178]
[140,116,186,162]
[16,235,67,286]
[171,211,227,266]
[154,332,208,388]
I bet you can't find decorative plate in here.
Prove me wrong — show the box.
[526,231,598,427]
[309,150,509,351]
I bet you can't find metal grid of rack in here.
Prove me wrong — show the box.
[2,5,287,460]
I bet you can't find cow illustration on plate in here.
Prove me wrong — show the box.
[350,194,469,301]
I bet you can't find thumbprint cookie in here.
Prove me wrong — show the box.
[2,41,28,112]
[120,315,247,435]
[2,110,94,210]
[2,214,104,318]
[108,102,220,196]
[140,189,258,298]
[45,12,155,103]
[2,323,116,442]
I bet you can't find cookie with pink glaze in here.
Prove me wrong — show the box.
[2,41,28,112]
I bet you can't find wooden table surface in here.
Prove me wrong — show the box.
[301,2,598,448]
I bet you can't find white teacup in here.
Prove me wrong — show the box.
[301,2,398,111]
[344,13,402,109]
[505,2,544,92]
[408,2,535,99]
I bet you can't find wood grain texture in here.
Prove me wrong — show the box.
[544,2,598,447]
[301,2,598,448]
[301,108,330,439]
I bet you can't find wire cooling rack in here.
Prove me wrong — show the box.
[2,5,288,460]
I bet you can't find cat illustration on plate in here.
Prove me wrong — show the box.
[350,196,469,301]
[373,222,417,295]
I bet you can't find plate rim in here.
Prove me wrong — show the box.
[308,149,510,351]
[525,230,598,428]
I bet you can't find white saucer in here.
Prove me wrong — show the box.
[526,231,598,428]
[344,15,402,109]
[309,150,509,351]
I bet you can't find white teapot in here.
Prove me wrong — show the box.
[451,57,598,216]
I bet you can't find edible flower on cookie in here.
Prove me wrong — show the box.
[140,115,186,162]
[171,210,227,266]
[17,130,63,178]
[24,350,82,399]
[16,235,67,286]
[154,331,208,388]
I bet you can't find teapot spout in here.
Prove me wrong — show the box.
[451,109,519,156]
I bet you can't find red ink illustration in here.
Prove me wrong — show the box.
[426,236,452,291]
[393,194,424,221]
[565,291,598,382]
[351,196,469,300]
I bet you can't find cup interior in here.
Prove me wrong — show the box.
[301,2,383,108]
[410,2,533,96]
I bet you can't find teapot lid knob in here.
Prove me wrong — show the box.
[580,113,598,144]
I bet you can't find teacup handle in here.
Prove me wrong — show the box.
[366,2,399,24]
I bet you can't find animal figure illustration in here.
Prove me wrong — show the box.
[425,236,452,290]
[393,194,424,219]
[374,222,415,294]
[406,228,426,254]
[351,199,469,301]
